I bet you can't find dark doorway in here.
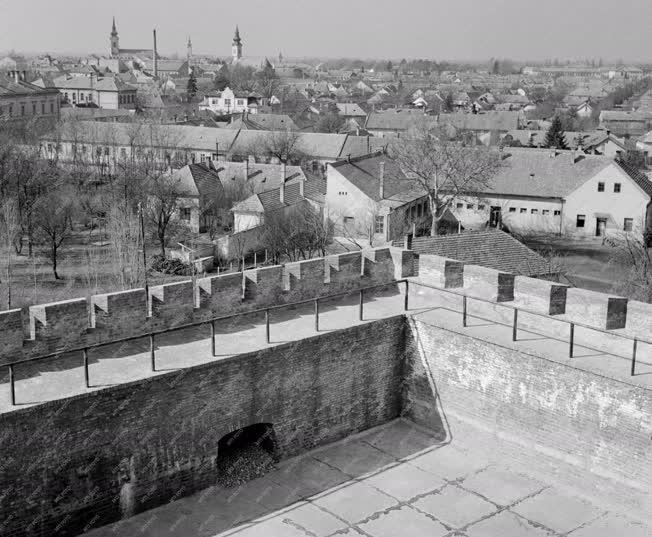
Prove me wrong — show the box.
[596,217,607,237]
[216,423,278,487]
[489,206,502,227]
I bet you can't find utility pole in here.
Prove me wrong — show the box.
[138,202,149,295]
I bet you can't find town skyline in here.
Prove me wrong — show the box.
[2,0,652,61]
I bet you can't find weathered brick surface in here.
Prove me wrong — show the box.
[243,265,284,305]
[90,289,148,341]
[0,309,23,366]
[418,255,464,289]
[463,265,515,302]
[390,247,415,278]
[0,318,405,537]
[324,252,362,292]
[565,288,628,330]
[513,276,568,315]
[404,318,652,491]
[361,248,395,285]
[28,298,89,355]
[283,259,326,297]
[196,272,244,316]
[148,281,195,329]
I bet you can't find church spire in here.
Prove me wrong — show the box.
[110,16,120,57]
[111,16,117,35]
[232,25,243,61]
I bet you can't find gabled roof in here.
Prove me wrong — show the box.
[336,103,367,117]
[330,152,422,206]
[226,113,298,131]
[232,175,326,214]
[482,148,629,198]
[0,78,59,97]
[402,231,553,277]
[437,110,524,132]
[503,130,627,152]
[365,109,432,131]
[214,162,306,194]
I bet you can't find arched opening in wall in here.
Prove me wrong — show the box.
[216,423,278,488]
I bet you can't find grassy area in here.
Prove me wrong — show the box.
[524,237,631,294]
[0,230,188,312]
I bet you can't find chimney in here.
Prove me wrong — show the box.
[215,141,219,161]
[153,29,158,78]
[346,153,351,163]
[379,161,385,199]
[244,159,249,181]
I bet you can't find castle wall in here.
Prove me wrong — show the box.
[0,248,413,365]
[0,318,406,537]
[404,318,652,493]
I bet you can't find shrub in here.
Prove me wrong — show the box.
[150,254,192,276]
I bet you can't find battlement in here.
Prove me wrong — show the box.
[0,247,415,364]
[413,252,651,340]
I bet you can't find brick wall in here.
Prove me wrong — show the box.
[0,317,406,537]
[404,318,652,492]
[0,248,414,364]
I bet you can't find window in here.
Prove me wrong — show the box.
[21,105,25,116]
[614,183,621,193]
[456,203,463,209]
[478,204,485,210]
[343,216,355,226]
[531,209,538,214]
[623,218,633,232]
[576,214,586,228]
[509,207,516,213]
[180,208,191,221]
[467,204,474,210]
[520,208,527,213]
[8,105,13,116]
[554,210,561,216]
[597,182,605,192]
[224,98,232,107]
[50,103,54,114]
[41,103,45,114]
[374,215,384,234]
[237,99,244,105]
[542,210,550,215]
[417,204,422,217]
[32,103,36,115]
[120,147,127,159]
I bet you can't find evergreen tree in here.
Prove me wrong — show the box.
[186,70,198,101]
[543,116,568,149]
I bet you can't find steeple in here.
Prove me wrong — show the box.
[110,17,120,57]
[187,36,193,58]
[232,25,243,61]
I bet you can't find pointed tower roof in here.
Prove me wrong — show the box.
[233,25,242,44]
[111,16,117,35]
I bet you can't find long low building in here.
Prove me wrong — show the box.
[0,75,60,121]
[40,120,389,170]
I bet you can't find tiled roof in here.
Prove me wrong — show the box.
[437,110,524,132]
[399,230,552,276]
[214,162,306,194]
[365,109,432,131]
[232,175,326,214]
[336,103,367,117]
[502,130,626,151]
[225,113,298,131]
[484,148,615,198]
[330,152,422,205]
[0,78,59,97]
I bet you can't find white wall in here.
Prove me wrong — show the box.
[233,212,262,233]
[564,163,650,237]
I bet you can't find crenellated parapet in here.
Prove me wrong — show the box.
[0,248,415,364]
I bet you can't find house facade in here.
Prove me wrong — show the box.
[451,149,652,239]
[0,76,60,121]
[198,87,259,115]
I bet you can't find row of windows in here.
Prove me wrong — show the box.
[576,215,633,231]
[507,207,561,216]
[119,94,135,104]
[597,182,621,193]
[1,101,56,117]
[456,203,486,210]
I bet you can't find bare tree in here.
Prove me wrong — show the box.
[609,230,652,302]
[390,121,502,236]
[107,204,145,290]
[244,130,307,164]
[33,184,77,280]
[0,198,21,308]
[145,173,190,256]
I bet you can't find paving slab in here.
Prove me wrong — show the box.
[462,466,546,506]
[363,461,445,500]
[277,501,348,537]
[567,513,651,537]
[511,487,605,533]
[406,444,490,481]
[465,511,555,537]
[312,439,396,478]
[356,505,449,537]
[361,419,443,458]
[312,481,398,525]
[412,485,497,529]
[269,456,350,499]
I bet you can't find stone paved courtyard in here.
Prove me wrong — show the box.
[83,419,651,537]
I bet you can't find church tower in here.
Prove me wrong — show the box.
[232,26,243,62]
[187,36,193,60]
[110,17,120,57]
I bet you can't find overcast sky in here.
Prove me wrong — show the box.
[1,0,650,61]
